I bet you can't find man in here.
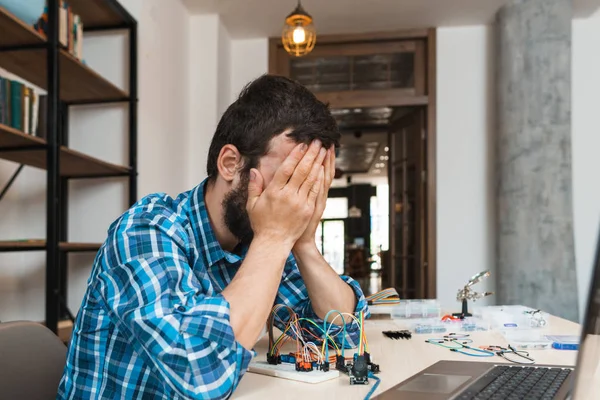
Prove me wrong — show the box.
[57,75,369,399]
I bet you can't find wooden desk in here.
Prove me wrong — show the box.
[233,315,598,399]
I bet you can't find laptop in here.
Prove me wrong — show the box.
[375,225,600,400]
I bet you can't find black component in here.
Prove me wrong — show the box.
[267,354,281,365]
[382,330,412,340]
[363,351,380,374]
[349,355,369,385]
[452,298,473,319]
[369,362,380,374]
[364,351,371,364]
[320,362,330,372]
[336,355,347,373]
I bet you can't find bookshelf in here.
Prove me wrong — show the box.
[0,0,137,339]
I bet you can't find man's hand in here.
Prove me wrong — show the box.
[247,140,328,250]
[223,140,327,350]
[288,146,358,323]
[294,146,336,250]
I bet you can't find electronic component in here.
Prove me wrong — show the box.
[336,354,347,373]
[382,330,412,340]
[349,355,369,385]
[295,361,314,372]
[267,354,281,365]
[263,304,374,392]
[280,354,296,364]
[248,361,340,383]
[364,352,380,374]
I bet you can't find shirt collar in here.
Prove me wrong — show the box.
[186,179,246,267]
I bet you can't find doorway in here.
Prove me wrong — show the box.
[268,28,437,299]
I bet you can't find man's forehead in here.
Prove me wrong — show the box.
[265,132,298,161]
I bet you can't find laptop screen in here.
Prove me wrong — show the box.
[571,226,600,398]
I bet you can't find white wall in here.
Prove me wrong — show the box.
[230,38,269,101]
[0,0,191,322]
[218,22,232,117]
[572,13,600,320]
[436,26,496,309]
[187,14,236,186]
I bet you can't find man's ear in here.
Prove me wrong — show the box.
[217,144,242,183]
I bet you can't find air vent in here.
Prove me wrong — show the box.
[290,52,414,93]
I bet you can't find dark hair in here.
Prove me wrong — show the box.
[206,74,340,180]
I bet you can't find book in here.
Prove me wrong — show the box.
[0,76,41,134]
[23,86,30,134]
[59,1,67,47]
[31,92,39,136]
[0,77,6,125]
[35,1,84,61]
[10,80,22,131]
[36,95,47,139]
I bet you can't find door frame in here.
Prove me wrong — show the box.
[268,28,437,298]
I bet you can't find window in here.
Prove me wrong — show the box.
[322,197,348,219]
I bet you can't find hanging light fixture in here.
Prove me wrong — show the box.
[281,0,316,57]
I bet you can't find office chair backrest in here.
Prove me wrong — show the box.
[0,321,67,400]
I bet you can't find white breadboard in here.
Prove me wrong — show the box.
[247,361,340,383]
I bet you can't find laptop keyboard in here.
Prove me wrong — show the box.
[454,365,573,400]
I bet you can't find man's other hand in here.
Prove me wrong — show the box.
[246,140,327,249]
[294,146,335,250]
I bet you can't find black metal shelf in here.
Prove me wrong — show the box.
[0,0,138,338]
[0,240,102,253]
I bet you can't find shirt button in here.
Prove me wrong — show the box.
[177,305,186,312]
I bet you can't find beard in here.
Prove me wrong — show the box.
[222,171,254,245]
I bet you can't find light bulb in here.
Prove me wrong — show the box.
[293,26,306,44]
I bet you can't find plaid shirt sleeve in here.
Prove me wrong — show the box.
[273,255,370,349]
[93,205,254,400]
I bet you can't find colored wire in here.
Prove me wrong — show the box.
[364,373,381,400]
[359,311,365,355]
[323,312,364,355]
[297,318,340,352]
[323,310,347,359]
[366,288,400,305]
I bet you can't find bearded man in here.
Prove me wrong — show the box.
[57,74,368,400]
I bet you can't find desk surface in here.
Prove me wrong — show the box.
[233,315,599,399]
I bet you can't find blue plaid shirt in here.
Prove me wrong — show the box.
[57,179,368,400]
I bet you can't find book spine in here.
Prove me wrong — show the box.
[36,95,47,139]
[0,77,5,125]
[6,79,11,126]
[31,92,39,137]
[60,1,67,47]
[10,81,22,131]
[75,15,83,60]
[23,86,30,134]
[68,5,74,54]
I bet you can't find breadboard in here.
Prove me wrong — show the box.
[247,361,340,383]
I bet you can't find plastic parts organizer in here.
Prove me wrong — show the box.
[389,300,442,319]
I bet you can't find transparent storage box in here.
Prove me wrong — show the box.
[406,317,490,334]
[390,300,442,319]
[473,305,550,333]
